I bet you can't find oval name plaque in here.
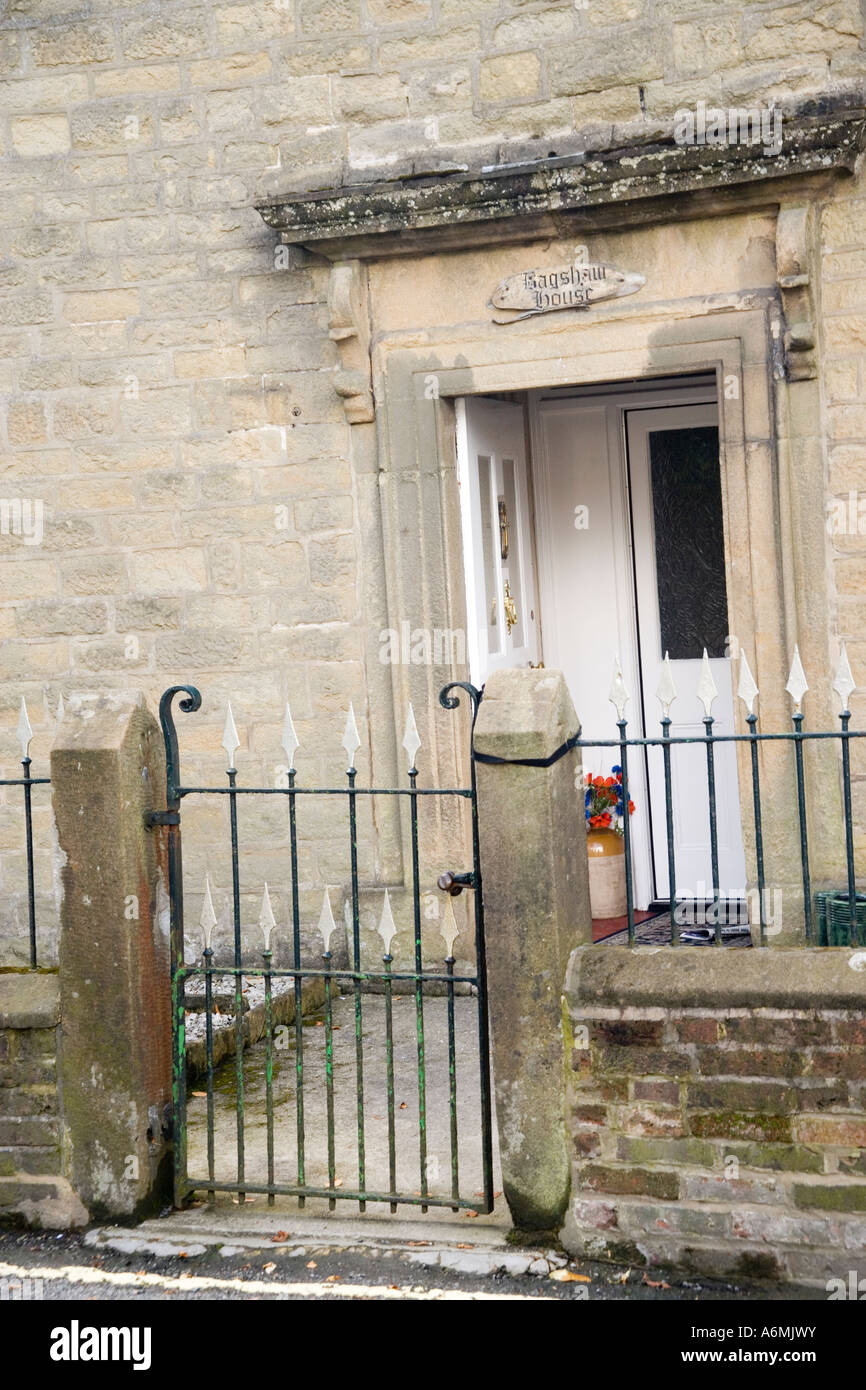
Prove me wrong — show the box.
[490,261,645,321]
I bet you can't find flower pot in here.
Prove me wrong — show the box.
[586,828,627,919]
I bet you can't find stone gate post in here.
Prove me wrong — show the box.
[51,691,172,1220]
[473,667,591,1230]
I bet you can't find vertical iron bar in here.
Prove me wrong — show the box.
[617,719,636,947]
[704,717,722,945]
[204,946,215,1202]
[347,768,366,1211]
[408,764,428,1211]
[156,685,200,1212]
[840,710,858,946]
[323,946,336,1210]
[660,718,677,945]
[288,769,305,1206]
[22,756,36,969]
[445,952,459,1211]
[468,716,494,1215]
[228,767,245,1200]
[168,816,187,1208]
[793,713,813,944]
[383,950,397,1212]
[263,947,275,1205]
[747,713,768,948]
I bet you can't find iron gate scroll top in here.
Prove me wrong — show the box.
[151,681,493,1215]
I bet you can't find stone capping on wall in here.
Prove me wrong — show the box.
[0,972,59,1032]
[257,93,866,258]
[566,945,866,1013]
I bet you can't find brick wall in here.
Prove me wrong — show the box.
[0,973,87,1227]
[565,948,866,1288]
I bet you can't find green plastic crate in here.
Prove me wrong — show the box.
[816,890,866,946]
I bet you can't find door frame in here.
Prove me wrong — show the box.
[371,300,807,918]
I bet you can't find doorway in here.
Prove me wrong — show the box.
[456,376,747,913]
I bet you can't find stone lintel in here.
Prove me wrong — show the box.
[256,99,865,260]
[566,944,866,1013]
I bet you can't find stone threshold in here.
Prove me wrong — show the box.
[185,975,326,1082]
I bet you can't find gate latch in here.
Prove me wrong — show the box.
[437,870,476,896]
[145,810,180,828]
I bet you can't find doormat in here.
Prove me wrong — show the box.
[600,913,752,947]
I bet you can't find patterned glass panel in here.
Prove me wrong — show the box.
[477,454,501,654]
[648,426,728,660]
[500,457,523,646]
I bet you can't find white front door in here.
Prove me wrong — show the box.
[626,406,747,903]
[455,397,540,686]
[530,385,746,910]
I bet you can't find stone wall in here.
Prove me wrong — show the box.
[0,972,86,1227]
[821,164,866,817]
[564,946,866,1288]
[0,2,864,960]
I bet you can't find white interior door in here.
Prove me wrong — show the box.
[626,405,746,903]
[455,397,539,686]
[531,396,654,909]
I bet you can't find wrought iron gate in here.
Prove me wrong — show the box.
[152,681,494,1214]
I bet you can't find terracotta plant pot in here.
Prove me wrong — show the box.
[586,828,627,919]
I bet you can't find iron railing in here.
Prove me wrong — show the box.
[1,699,51,969]
[578,646,864,948]
[153,682,494,1216]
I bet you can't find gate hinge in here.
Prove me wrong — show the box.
[437,870,476,896]
[145,810,180,828]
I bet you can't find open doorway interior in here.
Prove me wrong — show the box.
[455,376,747,914]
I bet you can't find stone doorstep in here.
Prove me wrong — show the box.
[185,974,326,1081]
[85,1215,567,1279]
[0,973,59,1030]
[0,1175,88,1229]
[185,978,250,1014]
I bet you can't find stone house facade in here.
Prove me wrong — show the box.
[0,2,864,966]
[3,0,866,1286]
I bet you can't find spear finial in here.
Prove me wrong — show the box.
[655,653,677,720]
[402,704,421,769]
[696,649,719,718]
[737,651,759,716]
[318,890,337,953]
[378,889,397,956]
[342,704,361,772]
[281,702,299,769]
[222,702,240,769]
[260,882,277,952]
[200,876,218,951]
[786,645,809,715]
[833,643,856,714]
[16,697,33,759]
[609,657,630,721]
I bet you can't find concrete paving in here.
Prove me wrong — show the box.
[184,991,505,1225]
